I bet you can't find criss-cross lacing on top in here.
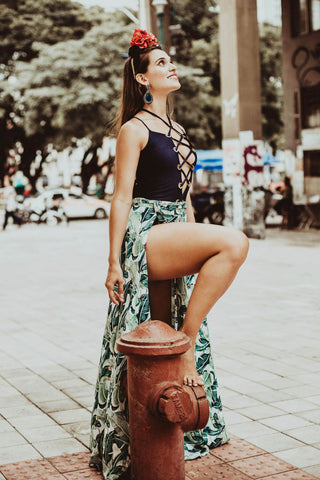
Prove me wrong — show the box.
[141,109,197,199]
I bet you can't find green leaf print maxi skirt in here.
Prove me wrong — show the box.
[89,197,229,480]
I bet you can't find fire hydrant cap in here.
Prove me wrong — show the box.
[116,320,191,356]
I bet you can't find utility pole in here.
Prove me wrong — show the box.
[219,0,265,238]
[139,0,151,30]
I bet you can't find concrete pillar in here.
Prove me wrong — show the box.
[219,0,265,239]
[139,0,152,31]
[139,0,170,53]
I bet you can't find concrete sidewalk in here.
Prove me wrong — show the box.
[0,221,319,478]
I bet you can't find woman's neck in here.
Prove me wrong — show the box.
[143,95,168,120]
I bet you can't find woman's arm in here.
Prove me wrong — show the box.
[186,192,196,223]
[106,121,147,305]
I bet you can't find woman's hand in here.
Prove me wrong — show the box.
[105,263,124,305]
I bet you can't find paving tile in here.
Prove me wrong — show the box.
[64,468,104,479]
[248,432,305,452]
[36,365,77,380]
[0,419,15,433]
[229,453,295,479]
[0,394,30,409]
[303,464,320,478]
[274,446,320,469]
[281,386,320,398]
[63,421,91,436]
[271,400,319,414]
[37,399,81,413]
[61,386,94,400]
[185,453,223,477]
[74,434,90,449]
[238,405,285,420]
[0,404,44,419]
[0,431,28,448]
[186,461,252,479]
[223,410,251,425]
[261,470,319,479]
[284,425,320,444]
[248,390,295,403]
[50,409,90,425]
[10,414,57,430]
[211,437,266,462]
[227,420,276,439]
[47,451,91,473]
[306,397,320,407]
[223,394,261,409]
[0,458,60,479]
[32,438,87,458]
[75,396,93,410]
[261,414,313,431]
[26,389,68,403]
[77,368,97,385]
[53,378,89,391]
[17,425,72,443]
[266,378,302,390]
[8,376,53,394]
[297,410,320,425]
[0,444,42,464]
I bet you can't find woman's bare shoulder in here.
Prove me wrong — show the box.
[118,118,148,146]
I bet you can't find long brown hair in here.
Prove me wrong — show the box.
[114,45,162,134]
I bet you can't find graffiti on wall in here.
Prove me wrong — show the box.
[243,144,264,187]
[222,93,238,118]
[292,44,320,86]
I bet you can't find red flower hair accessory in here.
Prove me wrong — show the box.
[130,29,159,50]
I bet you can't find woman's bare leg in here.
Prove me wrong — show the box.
[146,222,249,386]
[148,279,171,325]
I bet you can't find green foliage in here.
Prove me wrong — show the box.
[170,0,221,148]
[10,22,131,146]
[0,0,131,185]
[0,0,107,66]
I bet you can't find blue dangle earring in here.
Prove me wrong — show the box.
[143,83,153,104]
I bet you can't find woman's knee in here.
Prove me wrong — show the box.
[222,228,249,266]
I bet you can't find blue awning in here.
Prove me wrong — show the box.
[195,150,279,171]
[195,150,223,171]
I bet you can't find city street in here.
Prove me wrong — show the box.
[0,220,320,479]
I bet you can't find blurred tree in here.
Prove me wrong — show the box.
[0,0,106,72]
[170,0,221,148]
[0,1,131,190]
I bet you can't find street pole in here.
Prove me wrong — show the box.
[152,0,167,47]
[139,0,149,29]
[219,0,265,239]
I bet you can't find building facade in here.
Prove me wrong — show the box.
[282,0,320,197]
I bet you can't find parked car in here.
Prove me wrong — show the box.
[27,188,110,220]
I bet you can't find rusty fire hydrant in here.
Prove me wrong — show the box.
[116,320,209,480]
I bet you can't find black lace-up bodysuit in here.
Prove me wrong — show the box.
[132,109,197,202]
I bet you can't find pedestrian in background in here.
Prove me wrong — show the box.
[2,179,21,231]
[280,176,294,229]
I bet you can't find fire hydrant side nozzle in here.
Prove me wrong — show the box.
[116,320,210,480]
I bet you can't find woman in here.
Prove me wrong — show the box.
[90,29,249,479]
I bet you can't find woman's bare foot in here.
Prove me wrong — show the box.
[181,347,204,387]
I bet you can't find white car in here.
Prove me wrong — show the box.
[27,188,110,220]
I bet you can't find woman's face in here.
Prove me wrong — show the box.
[142,49,180,94]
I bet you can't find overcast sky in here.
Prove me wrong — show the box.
[73,0,138,11]
[73,0,281,25]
